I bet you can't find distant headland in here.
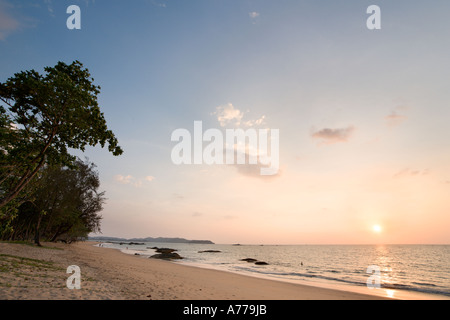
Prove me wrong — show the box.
[88,236,214,245]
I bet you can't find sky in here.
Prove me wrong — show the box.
[1,0,450,244]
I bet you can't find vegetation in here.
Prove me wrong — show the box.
[0,61,122,244]
[0,253,67,289]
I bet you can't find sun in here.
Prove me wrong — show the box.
[373,225,382,233]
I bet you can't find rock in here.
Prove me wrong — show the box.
[255,261,269,265]
[150,252,183,260]
[155,248,178,254]
[120,241,144,245]
[134,253,140,256]
[198,250,221,253]
[240,258,258,263]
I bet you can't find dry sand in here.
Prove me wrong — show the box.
[0,241,389,300]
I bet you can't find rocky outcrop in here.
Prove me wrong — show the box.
[240,258,269,265]
[149,247,183,260]
[119,242,145,245]
[150,252,183,260]
[155,248,178,254]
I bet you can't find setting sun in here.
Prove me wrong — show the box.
[373,225,382,233]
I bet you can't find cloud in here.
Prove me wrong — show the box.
[393,168,430,179]
[214,103,244,127]
[0,2,20,40]
[249,11,260,24]
[213,103,266,128]
[224,144,281,180]
[114,174,155,187]
[233,162,282,180]
[212,103,276,178]
[150,0,166,8]
[242,115,266,128]
[114,174,134,184]
[311,126,355,144]
[223,215,238,220]
[43,0,54,15]
[385,105,409,127]
[172,193,184,199]
[385,111,407,127]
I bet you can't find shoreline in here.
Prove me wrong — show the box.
[103,241,450,300]
[0,241,444,300]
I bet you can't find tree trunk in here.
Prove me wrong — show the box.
[0,131,55,210]
[34,214,43,247]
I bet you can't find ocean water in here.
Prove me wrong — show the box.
[97,242,450,300]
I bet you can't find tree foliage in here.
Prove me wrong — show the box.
[0,61,122,211]
[1,159,105,244]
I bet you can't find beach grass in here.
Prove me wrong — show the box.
[0,253,66,289]
[0,240,64,250]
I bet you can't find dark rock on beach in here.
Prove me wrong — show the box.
[119,242,145,245]
[155,248,178,254]
[198,250,221,253]
[148,247,182,259]
[150,252,183,260]
[240,258,269,265]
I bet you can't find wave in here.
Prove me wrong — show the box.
[383,283,450,297]
[232,265,450,297]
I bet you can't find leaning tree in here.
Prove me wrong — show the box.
[0,61,123,216]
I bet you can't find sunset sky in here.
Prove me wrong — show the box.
[1,0,449,244]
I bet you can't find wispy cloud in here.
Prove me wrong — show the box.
[311,126,355,144]
[114,174,155,187]
[224,144,281,180]
[43,0,53,15]
[149,0,167,8]
[385,111,407,127]
[214,103,244,127]
[393,168,430,179]
[0,1,20,40]
[385,106,408,127]
[242,115,266,128]
[213,103,265,128]
[249,11,260,24]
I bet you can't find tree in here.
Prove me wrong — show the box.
[1,159,105,245]
[0,61,123,212]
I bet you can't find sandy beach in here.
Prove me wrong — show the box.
[0,241,392,300]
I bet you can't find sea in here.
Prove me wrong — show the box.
[96,242,450,300]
